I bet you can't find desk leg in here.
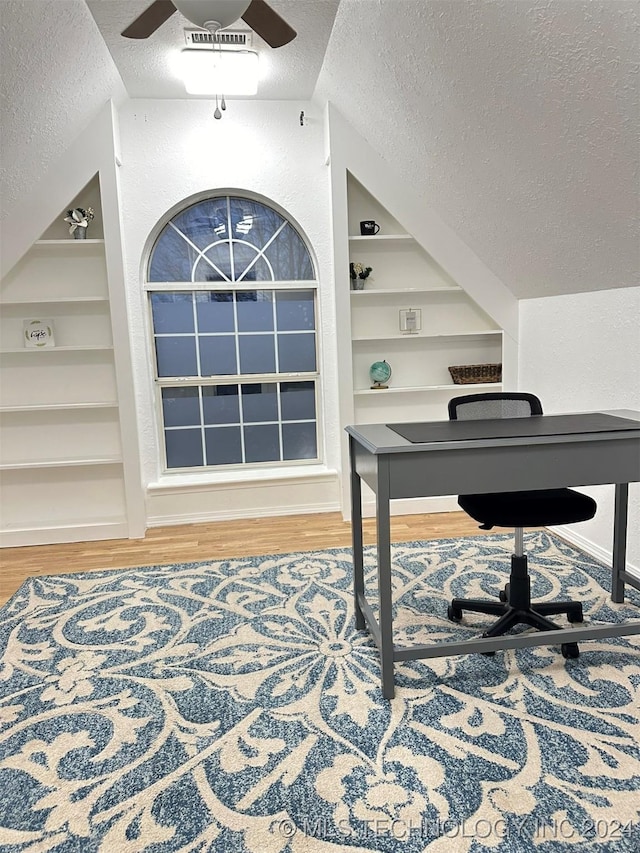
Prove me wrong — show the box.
[376,456,395,699]
[349,436,365,631]
[612,483,629,604]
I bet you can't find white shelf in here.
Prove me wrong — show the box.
[348,234,414,242]
[352,330,502,342]
[0,401,118,413]
[0,296,108,305]
[1,345,114,354]
[354,382,503,396]
[35,239,105,246]
[0,455,122,470]
[350,286,461,295]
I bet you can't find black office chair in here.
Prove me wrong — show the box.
[447,392,597,659]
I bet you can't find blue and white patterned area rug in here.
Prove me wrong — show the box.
[1,532,640,853]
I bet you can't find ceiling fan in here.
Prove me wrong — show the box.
[122,0,296,47]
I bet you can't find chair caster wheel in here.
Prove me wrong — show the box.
[561,642,580,659]
[480,632,496,656]
[567,607,584,624]
[447,604,462,622]
[499,584,509,603]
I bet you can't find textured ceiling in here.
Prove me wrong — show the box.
[315,0,639,298]
[1,1,638,300]
[86,0,340,99]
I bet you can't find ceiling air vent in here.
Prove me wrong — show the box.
[184,29,253,49]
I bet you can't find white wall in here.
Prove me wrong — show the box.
[116,99,341,523]
[519,287,640,571]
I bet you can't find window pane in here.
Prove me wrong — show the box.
[172,200,228,249]
[263,222,314,280]
[148,227,195,282]
[196,292,235,332]
[194,244,232,282]
[149,198,314,284]
[238,335,276,374]
[280,382,316,421]
[282,423,317,460]
[165,428,203,468]
[241,383,277,422]
[236,291,274,331]
[228,199,284,250]
[205,426,242,465]
[232,246,272,283]
[199,336,237,375]
[162,387,200,427]
[151,293,194,333]
[156,337,197,377]
[203,385,239,424]
[244,424,280,463]
[277,333,316,372]
[276,291,315,331]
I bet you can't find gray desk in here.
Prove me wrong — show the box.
[346,411,640,698]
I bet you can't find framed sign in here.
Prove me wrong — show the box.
[23,319,55,348]
[399,308,422,334]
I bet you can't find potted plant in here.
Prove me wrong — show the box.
[64,207,95,239]
[350,262,372,290]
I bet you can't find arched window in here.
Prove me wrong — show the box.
[146,194,319,470]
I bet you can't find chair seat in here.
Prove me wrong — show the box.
[458,488,597,529]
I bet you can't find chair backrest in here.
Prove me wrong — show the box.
[448,392,543,421]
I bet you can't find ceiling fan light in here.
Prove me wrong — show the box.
[180,48,259,95]
[173,0,252,31]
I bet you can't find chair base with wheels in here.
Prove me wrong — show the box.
[447,393,597,659]
[448,527,585,659]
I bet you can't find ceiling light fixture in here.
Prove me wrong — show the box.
[180,48,259,96]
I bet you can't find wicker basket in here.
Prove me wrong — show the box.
[448,363,502,385]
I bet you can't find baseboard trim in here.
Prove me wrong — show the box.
[0,521,130,548]
[551,524,640,582]
[147,501,342,528]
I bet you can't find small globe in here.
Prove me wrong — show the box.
[370,360,392,387]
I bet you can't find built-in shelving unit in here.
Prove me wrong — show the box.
[0,182,141,545]
[345,175,503,427]
[338,173,506,515]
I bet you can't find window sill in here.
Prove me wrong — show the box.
[147,463,337,495]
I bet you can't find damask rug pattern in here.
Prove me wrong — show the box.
[1,532,639,852]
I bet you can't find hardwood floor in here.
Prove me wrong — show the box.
[0,511,489,607]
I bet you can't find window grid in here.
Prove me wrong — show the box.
[148,194,318,471]
[231,295,245,462]
[151,289,317,381]
[161,383,317,469]
[237,383,246,464]
[190,295,206,465]
[236,220,287,282]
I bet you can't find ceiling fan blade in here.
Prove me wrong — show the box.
[241,0,296,48]
[122,0,177,39]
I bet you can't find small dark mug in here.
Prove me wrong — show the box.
[360,220,380,236]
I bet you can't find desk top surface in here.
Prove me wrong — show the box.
[346,410,640,455]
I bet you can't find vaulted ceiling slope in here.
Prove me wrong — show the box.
[1,2,637,301]
[0,0,126,217]
[315,0,639,299]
